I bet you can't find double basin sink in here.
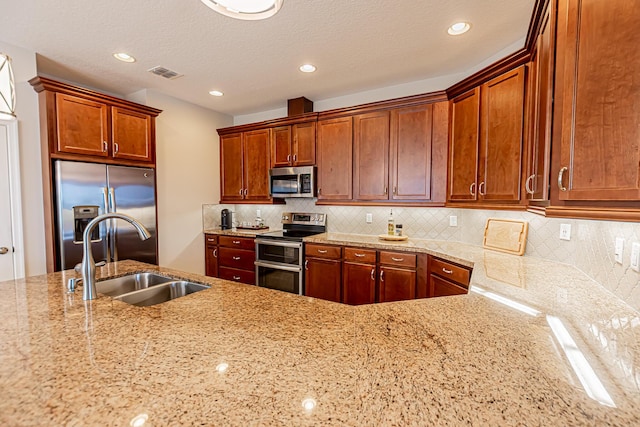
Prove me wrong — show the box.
[96,272,209,307]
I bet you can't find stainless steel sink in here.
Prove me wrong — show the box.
[114,281,210,307]
[96,272,174,297]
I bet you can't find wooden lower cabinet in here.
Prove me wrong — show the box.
[204,234,218,277]
[342,247,377,305]
[305,258,342,302]
[427,256,471,298]
[378,266,416,303]
[204,234,255,285]
[429,274,467,297]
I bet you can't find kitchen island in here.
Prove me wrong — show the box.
[1,237,639,426]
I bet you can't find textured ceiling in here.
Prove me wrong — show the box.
[0,0,535,116]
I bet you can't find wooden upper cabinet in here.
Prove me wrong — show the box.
[353,111,390,200]
[243,129,271,201]
[390,104,433,200]
[557,0,640,201]
[479,66,526,202]
[55,93,109,157]
[270,122,316,167]
[317,117,353,200]
[220,133,245,202]
[111,107,153,163]
[449,88,480,202]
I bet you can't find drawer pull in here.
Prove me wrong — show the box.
[391,257,404,262]
[371,268,375,280]
[232,256,241,261]
[232,240,241,244]
[442,268,453,274]
[355,253,366,257]
[233,276,241,280]
[317,249,328,254]
[207,238,215,242]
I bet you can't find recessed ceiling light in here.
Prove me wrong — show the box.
[299,64,316,73]
[447,22,471,36]
[201,0,283,21]
[209,90,224,96]
[113,52,136,63]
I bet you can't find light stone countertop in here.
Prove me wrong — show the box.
[203,228,279,238]
[2,235,640,426]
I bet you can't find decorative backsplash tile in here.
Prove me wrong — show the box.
[203,201,640,311]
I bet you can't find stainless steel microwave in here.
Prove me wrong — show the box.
[269,166,316,198]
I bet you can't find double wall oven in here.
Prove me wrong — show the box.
[255,212,326,295]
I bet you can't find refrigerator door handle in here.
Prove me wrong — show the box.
[108,187,118,262]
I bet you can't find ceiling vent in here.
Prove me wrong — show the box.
[147,66,183,80]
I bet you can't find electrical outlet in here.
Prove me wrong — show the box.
[366,213,373,224]
[615,237,624,264]
[559,224,571,241]
[449,215,458,227]
[631,243,640,272]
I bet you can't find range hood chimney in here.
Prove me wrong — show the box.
[287,97,313,116]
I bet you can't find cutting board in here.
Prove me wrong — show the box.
[483,218,528,256]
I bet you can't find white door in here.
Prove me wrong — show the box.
[0,122,16,280]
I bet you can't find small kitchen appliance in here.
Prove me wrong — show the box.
[221,209,232,230]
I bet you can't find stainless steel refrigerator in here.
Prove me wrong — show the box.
[54,160,157,270]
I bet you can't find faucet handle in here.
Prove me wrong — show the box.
[74,260,107,272]
[67,277,82,293]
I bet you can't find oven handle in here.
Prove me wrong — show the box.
[255,239,303,249]
[254,261,302,272]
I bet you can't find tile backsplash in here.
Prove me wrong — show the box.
[203,200,640,311]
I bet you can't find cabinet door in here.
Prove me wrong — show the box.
[429,274,467,298]
[526,3,555,201]
[390,104,433,200]
[304,258,341,303]
[353,111,390,200]
[111,107,153,163]
[220,133,244,202]
[343,262,376,305]
[448,88,480,201]
[205,245,218,277]
[378,266,416,303]
[317,117,353,200]
[479,66,525,202]
[558,0,640,201]
[292,121,316,166]
[55,93,109,157]
[243,129,271,201]
[271,125,292,167]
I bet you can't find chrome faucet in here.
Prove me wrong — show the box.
[80,212,151,300]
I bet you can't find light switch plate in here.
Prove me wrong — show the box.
[366,213,373,224]
[449,215,458,227]
[559,224,571,241]
[631,242,640,272]
[615,237,624,264]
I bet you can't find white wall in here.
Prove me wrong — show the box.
[0,41,46,276]
[130,90,232,274]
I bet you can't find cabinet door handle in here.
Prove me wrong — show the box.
[442,268,453,274]
[102,141,108,152]
[287,154,291,162]
[384,186,388,195]
[232,256,241,261]
[233,276,241,280]
[558,167,568,192]
[469,182,476,196]
[318,188,321,195]
[114,142,119,154]
[317,249,328,254]
[304,260,309,270]
[371,268,375,280]
[391,257,404,262]
[232,240,241,244]
[213,249,217,257]
[244,189,248,196]
[479,181,486,196]
[355,253,366,257]
[293,154,297,162]
[380,269,384,282]
[525,174,535,195]
[393,186,397,195]
[239,189,243,196]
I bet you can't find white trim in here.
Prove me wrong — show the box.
[1,119,25,279]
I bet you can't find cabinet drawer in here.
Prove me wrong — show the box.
[219,236,255,251]
[219,267,255,285]
[305,244,342,260]
[219,247,255,271]
[379,251,416,268]
[429,257,470,287]
[344,247,376,263]
[204,234,218,246]
[429,274,468,298]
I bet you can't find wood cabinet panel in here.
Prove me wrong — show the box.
[390,104,433,200]
[557,0,640,201]
[292,121,316,166]
[219,236,255,251]
[344,247,376,263]
[219,267,255,285]
[305,243,342,260]
[448,88,480,201]
[378,266,416,303]
[205,245,218,277]
[55,93,109,157]
[270,126,291,167]
[219,247,255,271]
[317,117,353,200]
[353,111,390,200]
[479,67,525,202]
[205,234,218,246]
[305,258,341,303]
[343,261,376,305]
[429,274,467,298]
[379,251,416,269]
[243,129,271,201]
[429,258,470,286]
[111,107,153,162]
[220,133,244,202]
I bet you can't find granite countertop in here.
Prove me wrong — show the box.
[203,228,278,238]
[2,237,640,425]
